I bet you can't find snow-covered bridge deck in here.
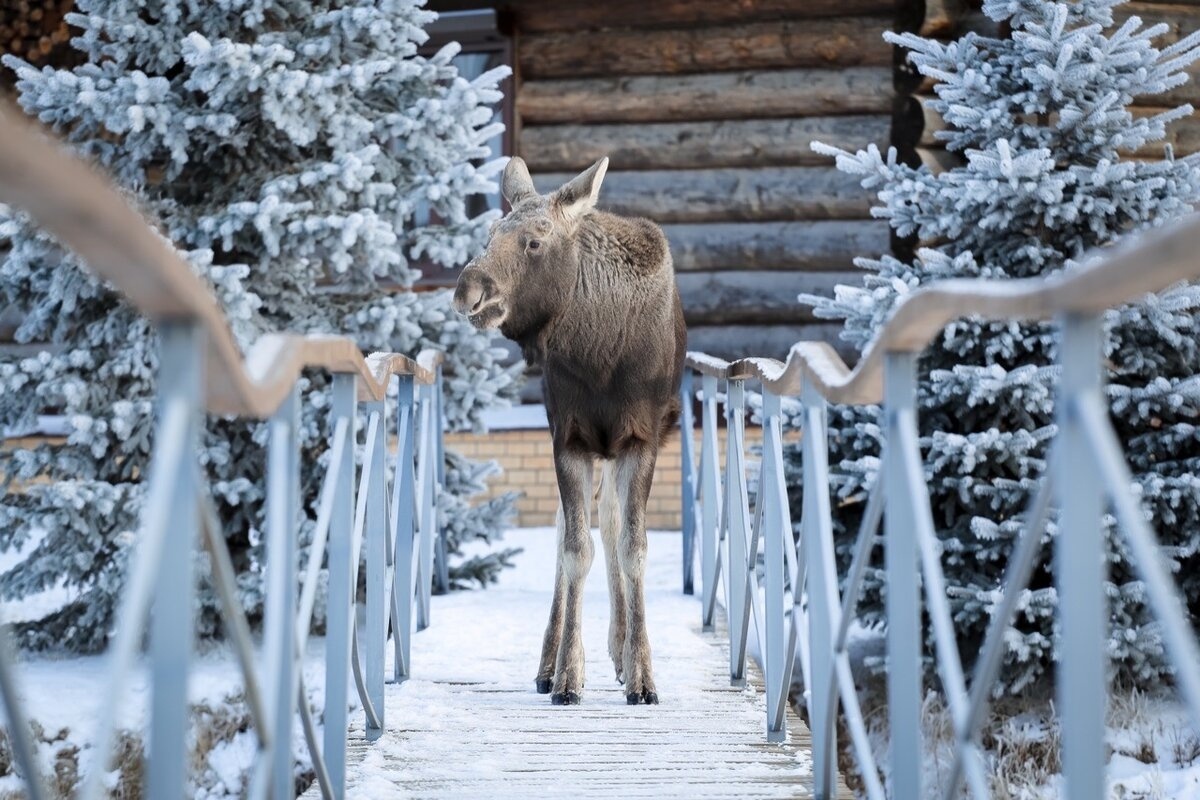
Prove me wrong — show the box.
[313,527,847,799]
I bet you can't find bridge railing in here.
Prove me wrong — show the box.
[0,110,448,799]
[681,215,1200,800]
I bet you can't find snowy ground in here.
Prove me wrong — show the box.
[833,626,1200,799]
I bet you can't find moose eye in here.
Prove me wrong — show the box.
[528,240,542,251]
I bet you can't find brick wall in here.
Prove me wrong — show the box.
[446,425,769,530]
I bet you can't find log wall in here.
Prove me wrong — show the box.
[490,0,903,361]
[0,1,79,93]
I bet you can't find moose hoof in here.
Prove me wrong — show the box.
[551,691,581,706]
[536,678,553,694]
[627,690,659,705]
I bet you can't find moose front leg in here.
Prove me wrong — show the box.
[616,440,659,705]
[550,448,594,705]
[535,507,567,694]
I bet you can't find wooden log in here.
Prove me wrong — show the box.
[518,68,894,124]
[519,17,893,79]
[663,220,890,271]
[920,0,965,37]
[676,270,863,325]
[1156,60,1200,106]
[918,95,944,147]
[1116,3,1200,46]
[916,147,961,175]
[471,0,899,33]
[520,116,892,171]
[686,322,855,363]
[920,93,1200,158]
[531,167,873,223]
[1132,106,1200,156]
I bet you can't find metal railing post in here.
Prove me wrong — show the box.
[433,366,449,593]
[324,373,356,796]
[699,373,722,631]
[1054,312,1107,800]
[883,351,923,799]
[761,390,790,742]
[801,382,840,798]
[680,369,697,595]
[147,321,203,800]
[392,375,417,681]
[0,627,47,800]
[725,379,751,685]
[264,383,301,800]
[416,382,435,629]
[364,398,388,740]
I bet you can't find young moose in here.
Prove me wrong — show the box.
[453,156,685,705]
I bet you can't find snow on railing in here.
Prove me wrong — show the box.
[0,109,448,798]
[681,214,1200,800]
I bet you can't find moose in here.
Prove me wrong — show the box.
[453,156,685,706]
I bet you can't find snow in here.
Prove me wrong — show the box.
[0,530,71,624]
[8,525,1199,798]
[3,638,329,737]
[479,403,549,430]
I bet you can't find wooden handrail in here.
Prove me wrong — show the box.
[689,214,1200,404]
[0,106,436,419]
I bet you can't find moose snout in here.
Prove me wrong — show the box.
[453,280,486,315]
[454,266,506,329]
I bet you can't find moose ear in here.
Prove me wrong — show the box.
[502,157,537,206]
[552,157,608,223]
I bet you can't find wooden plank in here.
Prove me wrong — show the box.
[664,220,890,271]
[677,270,862,325]
[518,68,895,124]
[489,0,900,34]
[531,167,873,223]
[520,116,892,171]
[519,17,892,79]
[687,322,853,362]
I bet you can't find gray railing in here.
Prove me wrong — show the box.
[681,216,1200,800]
[0,110,448,798]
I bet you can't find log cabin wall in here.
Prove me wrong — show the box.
[433,0,908,363]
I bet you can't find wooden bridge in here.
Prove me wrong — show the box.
[301,527,843,799]
[6,104,1200,800]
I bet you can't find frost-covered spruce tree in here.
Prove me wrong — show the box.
[0,0,521,652]
[801,0,1200,690]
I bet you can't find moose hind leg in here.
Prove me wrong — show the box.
[599,461,627,684]
[535,507,568,694]
[551,449,594,705]
[617,441,659,705]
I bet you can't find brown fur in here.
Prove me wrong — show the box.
[453,156,684,705]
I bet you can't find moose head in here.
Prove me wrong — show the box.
[452,156,609,336]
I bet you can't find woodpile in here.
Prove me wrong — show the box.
[0,1,76,68]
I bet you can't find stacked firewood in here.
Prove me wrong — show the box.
[1,1,76,67]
